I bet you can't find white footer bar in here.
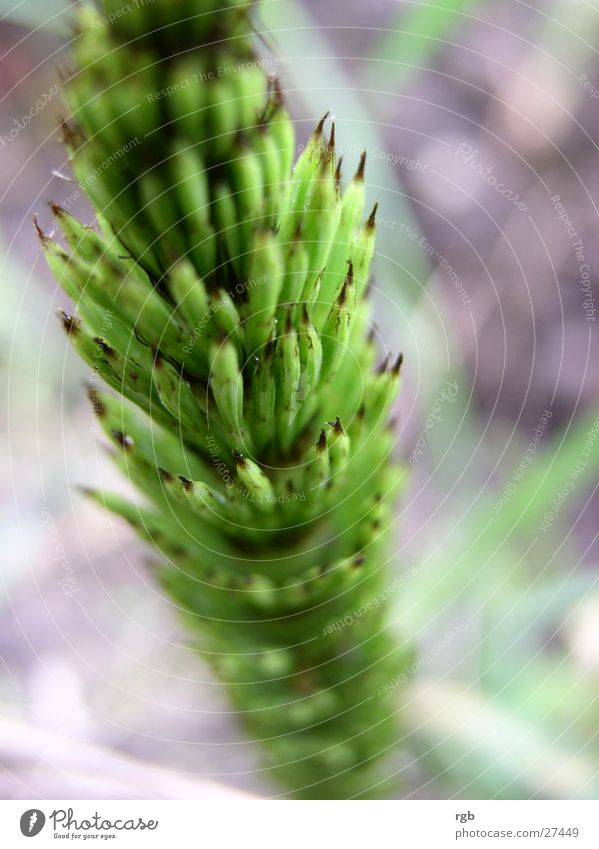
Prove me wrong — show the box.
[1,800,597,848]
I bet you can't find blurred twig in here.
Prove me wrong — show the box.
[0,714,253,799]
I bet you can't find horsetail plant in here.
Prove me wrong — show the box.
[40,0,408,798]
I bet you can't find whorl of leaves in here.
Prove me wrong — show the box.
[40,0,408,798]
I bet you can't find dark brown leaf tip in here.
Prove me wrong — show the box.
[323,121,335,161]
[334,156,343,192]
[158,467,173,482]
[177,474,194,491]
[352,554,366,569]
[50,202,66,219]
[285,308,293,333]
[392,352,404,374]
[328,416,343,434]
[260,76,284,124]
[338,278,349,306]
[314,111,330,139]
[317,428,327,451]
[93,336,114,357]
[57,309,79,335]
[355,150,367,182]
[33,214,52,245]
[58,118,78,146]
[112,429,134,450]
[366,202,379,231]
[233,450,247,468]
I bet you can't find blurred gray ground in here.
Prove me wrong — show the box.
[1,0,599,799]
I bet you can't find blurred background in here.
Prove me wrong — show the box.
[1,0,599,799]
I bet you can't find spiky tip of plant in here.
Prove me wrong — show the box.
[41,0,410,798]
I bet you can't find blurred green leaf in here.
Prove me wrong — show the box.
[405,677,599,799]
[368,0,489,85]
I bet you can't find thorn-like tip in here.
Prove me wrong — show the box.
[366,202,379,230]
[392,352,404,374]
[328,415,343,433]
[50,201,65,218]
[177,474,193,491]
[317,428,327,451]
[57,308,78,335]
[376,355,390,375]
[314,111,330,137]
[33,214,51,245]
[93,336,114,357]
[112,429,134,450]
[355,150,367,182]
[334,156,343,191]
[338,276,350,306]
[158,467,173,482]
[58,117,81,147]
[326,121,335,154]
[233,450,247,467]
